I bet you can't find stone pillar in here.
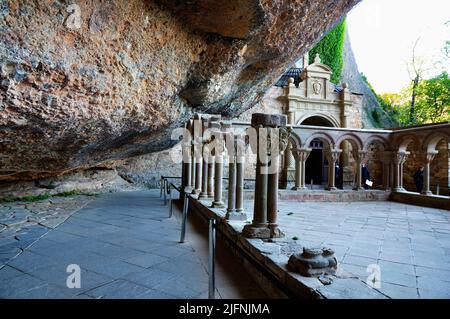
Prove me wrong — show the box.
[292,150,301,190]
[292,148,311,190]
[242,113,288,239]
[235,155,245,213]
[325,149,342,191]
[212,152,224,208]
[226,156,237,214]
[393,151,409,192]
[182,144,192,193]
[227,134,247,220]
[353,151,367,191]
[199,153,209,199]
[207,158,214,198]
[193,152,202,195]
[422,151,438,196]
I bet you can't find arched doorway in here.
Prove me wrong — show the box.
[301,116,335,127]
[301,116,336,187]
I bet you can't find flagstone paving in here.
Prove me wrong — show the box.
[0,190,266,299]
[236,199,450,299]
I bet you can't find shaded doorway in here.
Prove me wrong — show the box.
[301,116,335,187]
[305,139,328,186]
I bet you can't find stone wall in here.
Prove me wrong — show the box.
[403,140,449,195]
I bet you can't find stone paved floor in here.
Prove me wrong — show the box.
[239,200,450,299]
[0,190,266,299]
[0,196,94,267]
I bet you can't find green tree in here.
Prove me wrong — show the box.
[309,19,346,84]
[414,72,450,123]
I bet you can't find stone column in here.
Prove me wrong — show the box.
[193,151,202,195]
[267,154,283,237]
[182,144,192,193]
[422,151,438,196]
[212,152,224,208]
[207,158,214,198]
[235,155,245,213]
[292,149,301,190]
[393,151,409,192]
[353,151,367,191]
[291,148,311,190]
[228,134,247,220]
[325,149,342,191]
[199,153,209,199]
[190,151,196,189]
[242,113,288,239]
[226,155,237,214]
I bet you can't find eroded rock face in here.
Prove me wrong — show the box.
[0,0,360,181]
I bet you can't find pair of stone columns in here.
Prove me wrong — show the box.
[291,148,311,190]
[393,151,409,192]
[225,135,247,220]
[422,151,438,195]
[324,149,342,191]
[242,113,289,239]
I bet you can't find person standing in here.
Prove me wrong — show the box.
[413,166,424,193]
[361,163,371,189]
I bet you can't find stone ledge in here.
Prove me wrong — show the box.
[390,191,450,211]
[237,189,390,202]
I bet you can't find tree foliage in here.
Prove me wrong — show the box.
[309,19,346,84]
[378,72,450,126]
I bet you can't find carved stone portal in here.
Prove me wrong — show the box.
[287,247,338,277]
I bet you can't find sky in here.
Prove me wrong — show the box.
[346,0,449,94]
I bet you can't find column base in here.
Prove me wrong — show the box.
[211,201,224,208]
[242,224,271,239]
[199,192,209,199]
[207,193,214,198]
[421,191,433,196]
[269,225,285,238]
[225,211,247,221]
[393,187,406,192]
[326,186,338,191]
[353,187,365,191]
[192,189,201,195]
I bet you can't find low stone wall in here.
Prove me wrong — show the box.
[390,192,450,211]
[238,189,390,202]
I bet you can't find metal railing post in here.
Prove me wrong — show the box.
[163,179,168,205]
[160,176,164,197]
[169,186,173,218]
[179,194,189,243]
[208,218,216,299]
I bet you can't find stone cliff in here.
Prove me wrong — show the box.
[0,0,360,181]
[341,27,394,128]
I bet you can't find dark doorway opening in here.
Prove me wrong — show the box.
[305,139,328,186]
[301,116,334,187]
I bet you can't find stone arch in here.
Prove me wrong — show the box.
[422,132,450,152]
[297,113,340,128]
[303,132,335,149]
[289,131,302,149]
[335,133,363,151]
[396,134,421,152]
[363,135,389,152]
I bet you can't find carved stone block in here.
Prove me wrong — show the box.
[287,247,337,277]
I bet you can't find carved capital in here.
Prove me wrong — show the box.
[426,151,438,164]
[394,151,409,165]
[324,149,342,163]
